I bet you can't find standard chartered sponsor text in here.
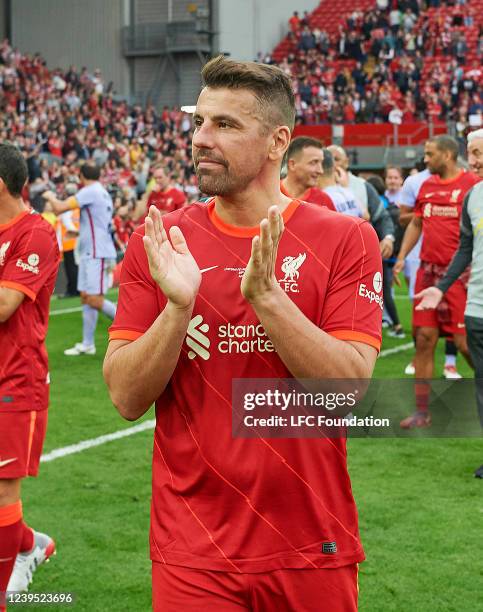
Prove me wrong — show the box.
[218,323,274,354]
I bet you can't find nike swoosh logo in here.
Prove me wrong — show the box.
[0,557,13,562]
[0,458,17,468]
[200,265,218,274]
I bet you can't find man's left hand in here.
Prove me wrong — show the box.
[241,206,284,305]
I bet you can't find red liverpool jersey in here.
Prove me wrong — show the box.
[0,211,60,411]
[109,199,382,573]
[280,181,336,211]
[415,170,481,266]
[146,187,186,215]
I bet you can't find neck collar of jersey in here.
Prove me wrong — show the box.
[207,198,300,238]
[0,210,29,231]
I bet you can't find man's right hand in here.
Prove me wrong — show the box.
[143,205,201,309]
[414,286,443,311]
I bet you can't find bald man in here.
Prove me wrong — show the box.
[328,145,369,216]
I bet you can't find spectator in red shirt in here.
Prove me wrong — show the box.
[113,198,136,257]
[288,11,300,34]
[48,130,63,158]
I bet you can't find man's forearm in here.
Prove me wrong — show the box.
[398,206,414,227]
[437,232,473,294]
[397,218,422,261]
[49,196,65,214]
[250,287,374,379]
[0,286,24,322]
[103,301,194,420]
[45,194,77,214]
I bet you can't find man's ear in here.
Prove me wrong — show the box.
[269,126,292,163]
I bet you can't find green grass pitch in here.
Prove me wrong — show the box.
[18,286,482,611]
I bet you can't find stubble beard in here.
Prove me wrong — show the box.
[196,167,257,197]
[196,167,232,196]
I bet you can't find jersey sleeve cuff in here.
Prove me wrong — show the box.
[67,196,80,210]
[327,330,381,352]
[0,280,36,301]
[109,329,144,341]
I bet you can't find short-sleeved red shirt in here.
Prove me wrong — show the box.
[415,171,481,266]
[0,211,60,411]
[146,187,186,215]
[113,216,135,248]
[280,181,336,211]
[110,199,382,573]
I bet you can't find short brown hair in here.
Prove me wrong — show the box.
[151,163,166,173]
[385,165,403,178]
[80,162,100,181]
[428,135,459,161]
[201,55,295,131]
[287,137,323,161]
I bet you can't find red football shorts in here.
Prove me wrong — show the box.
[0,409,48,479]
[413,267,467,336]
[152,562,358,611]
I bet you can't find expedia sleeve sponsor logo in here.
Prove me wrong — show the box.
[358,272,384,310]
[16,253,40,275]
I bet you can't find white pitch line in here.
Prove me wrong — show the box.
[40,419,155,463]
[50,306,83,316]
[379,342,414,358]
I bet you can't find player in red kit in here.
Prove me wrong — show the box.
[280,136,336,210]
[0,144,59,608]
[104,57,382,611]
[144,164,186,216]
[394,135,481,428]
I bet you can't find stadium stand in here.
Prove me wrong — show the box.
[267,0,482,126]
[0,38,197,212]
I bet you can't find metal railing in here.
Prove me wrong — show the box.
[122,21,211,56]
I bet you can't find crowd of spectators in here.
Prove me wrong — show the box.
[263,0,482,127]
[0,38,200,250]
